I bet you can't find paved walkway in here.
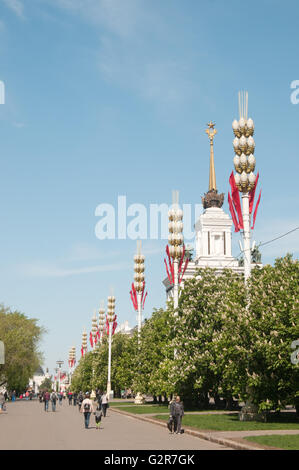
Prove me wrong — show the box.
[0,400,232,450]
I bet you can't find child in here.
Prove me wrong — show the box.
[94,406,103,430]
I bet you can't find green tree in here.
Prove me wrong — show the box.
[70,351,93,393]
[137,308,175,399]
[39,377,53,392]
[169,268,245,407]
[240,254,299,413]
[0,304,45,392]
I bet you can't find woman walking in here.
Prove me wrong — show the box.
[80,392,95,429]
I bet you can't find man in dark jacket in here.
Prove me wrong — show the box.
[44,391,50,412]
[170,396,184,434]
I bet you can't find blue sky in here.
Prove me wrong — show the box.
[0,0,298,377]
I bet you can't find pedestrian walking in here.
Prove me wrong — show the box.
[80,392,95,429]
[0,392,5,413]
[68,391,73,405]
[50,390,58,412]
[96,390,102,409]
[101,392,109,417]
[73,392,77,406]
[169,396,184,434]
[94,405,103,430]
[43,390,50,412]
[78,391,84,412]
[58,391,63,405]
[11,390,16,402]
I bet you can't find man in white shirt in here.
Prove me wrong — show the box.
[80,392,95,429]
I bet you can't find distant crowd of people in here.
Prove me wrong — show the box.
[1,387,185,435]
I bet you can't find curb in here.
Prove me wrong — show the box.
[110,407,263,451]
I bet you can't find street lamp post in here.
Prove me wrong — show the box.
[54,368,58,392]
[56,360,64,393]
[106,295,115,398]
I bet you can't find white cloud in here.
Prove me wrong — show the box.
[49,0,197,109]
[66,242,120,262]
[2,0,24,18]
[51,0,145,38]
[17,260,131,278]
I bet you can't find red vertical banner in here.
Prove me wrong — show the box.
[249,172,259,214]
[228,192,240,232]
[229,172,244,229]
[179,258,189,284]
[142,291,148,309]
[164,258,172,284]
[251,190,261,229]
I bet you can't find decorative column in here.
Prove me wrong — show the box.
[231,91,262,421]
[167,190,184,311]
[106,295,115,398]
[91,312,98,399]
[68,347,76,385]
[130,240,148,405]
[98,303,105,345]
[81,328,87,357]
[131,241,147,341]
[232,91,257,283]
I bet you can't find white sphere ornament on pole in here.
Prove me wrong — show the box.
[91,311,98,398]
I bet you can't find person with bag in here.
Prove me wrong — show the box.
[58,391,63,406]
[78,391,84,412]
[50,390,58,412]
[170,395,184,434]
[80,392,95,429]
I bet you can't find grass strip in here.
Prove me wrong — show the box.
[244,434,299,450]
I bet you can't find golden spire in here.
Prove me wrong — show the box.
[205,121,217,191]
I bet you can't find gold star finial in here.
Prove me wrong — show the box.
[205,121,217,142]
